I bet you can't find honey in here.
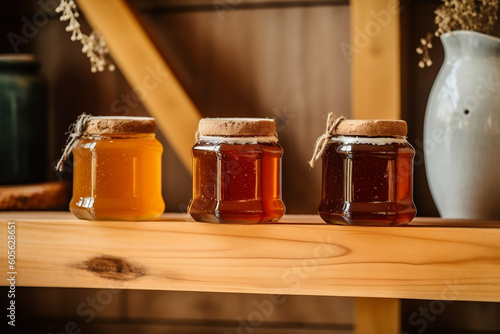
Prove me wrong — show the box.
[311,116,416,226]
[318,137,416,225]
[67,116,165,220]
[189,118,285,223]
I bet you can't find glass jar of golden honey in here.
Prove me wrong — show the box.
[311,116,416,226]
[189,118,285,223]
[68,116,165,220]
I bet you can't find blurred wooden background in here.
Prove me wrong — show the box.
[1,0,500,333]
[0,0,451,216]
[0,0,352,215]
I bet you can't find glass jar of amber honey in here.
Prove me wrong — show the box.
[189,118,285,223]
[68,116,165,220]
[312,117,416,226]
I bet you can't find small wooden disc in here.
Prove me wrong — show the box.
[198,118,276,137]
[335,120,407,137]
[84,116,156,135]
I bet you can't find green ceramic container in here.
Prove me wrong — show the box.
[0,54,48,185]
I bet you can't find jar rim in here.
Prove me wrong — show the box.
[197,134,279,144]
[329,135,409,145]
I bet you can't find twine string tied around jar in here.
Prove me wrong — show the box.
[308,113,345,168]
[55,113,93,172]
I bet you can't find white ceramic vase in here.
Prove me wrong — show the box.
[424,30,500,220]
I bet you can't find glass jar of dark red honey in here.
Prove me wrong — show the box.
[189,118,285,223]
[312,116,416,226]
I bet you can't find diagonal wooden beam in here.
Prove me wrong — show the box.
[77,0,201,172]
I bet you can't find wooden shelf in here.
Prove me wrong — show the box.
[1,212,500,303]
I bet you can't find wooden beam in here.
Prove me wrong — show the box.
[1,212,500,302]
[350,0,401,119]
[355,298,400,334]
[77,0,201,172]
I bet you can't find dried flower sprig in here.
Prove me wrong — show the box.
[416,33,434,68]
[56,0,115,73]
[417,0,499,68]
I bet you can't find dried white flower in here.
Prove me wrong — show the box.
[417,33,434,68]
[56,0,115,72]
[418,0,499,68]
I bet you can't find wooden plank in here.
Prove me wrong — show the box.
[16,287,354,325]
[0,182,70,210]
[350,0,401,119]
[1,213,500,302]
[355,298,400,334]
[76,0,201,172]
[18,322,352,334]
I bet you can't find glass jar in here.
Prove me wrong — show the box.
[189,118,285,223]
[0,54,48,185]
[317,119,416,226]
[69,116,165,220]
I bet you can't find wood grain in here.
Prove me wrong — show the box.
[1,212,499,302]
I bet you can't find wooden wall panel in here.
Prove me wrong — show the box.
[15,287,354,333]
[78,0,202,172]
[22,1,351,214]
[143,5,351,213]
[15,288,354,326]
[34,20,131,178]
[124,290,354,325]
[20,323,351,334]
[16,287,126,320]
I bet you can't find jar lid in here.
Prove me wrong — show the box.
[198,118,276,137]
[0,54,36,62]
[334,119,407,137]
[0,54,39,71]
[84,116,156,135]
